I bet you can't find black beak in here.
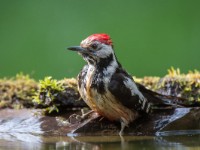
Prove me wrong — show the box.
[67,46,87,53]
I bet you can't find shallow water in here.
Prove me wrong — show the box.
[0,108,200,149]
[0,134,200,150]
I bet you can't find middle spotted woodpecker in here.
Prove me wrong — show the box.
[67,33,183,136]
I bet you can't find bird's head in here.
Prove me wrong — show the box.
[68,33,115,64]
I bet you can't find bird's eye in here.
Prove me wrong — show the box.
[91,43,98,49]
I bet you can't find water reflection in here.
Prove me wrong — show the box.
[0,135,200,150]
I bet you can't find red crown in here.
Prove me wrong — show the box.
[85,33,113,46]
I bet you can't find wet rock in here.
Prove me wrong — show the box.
[0,108,199,137]
[71,107,200,136]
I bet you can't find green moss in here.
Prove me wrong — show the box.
[154,68,199,102]
[0,73,38,109]
[32,76,64,114]
[32,77,82,114]
[134,76,160,91]
[134,67,200,102]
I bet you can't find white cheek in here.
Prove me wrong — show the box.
[96,45,113,58]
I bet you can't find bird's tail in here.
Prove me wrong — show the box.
[137,83,199,112]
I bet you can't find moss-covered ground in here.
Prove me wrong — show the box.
[0,68,199,114]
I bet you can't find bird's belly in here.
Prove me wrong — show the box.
[83,88,138,124]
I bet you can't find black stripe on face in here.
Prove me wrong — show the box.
[97,54,114,71]
[90,54,115,94]
[82,53,95,64]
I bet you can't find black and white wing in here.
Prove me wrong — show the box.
[108,68,152,113]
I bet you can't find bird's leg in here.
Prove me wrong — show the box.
[80,109,94,119]
[119,121,126,136]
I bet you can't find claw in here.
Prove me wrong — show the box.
[81,109,94,119]
[68,114,82,123]
[68,109,94,124]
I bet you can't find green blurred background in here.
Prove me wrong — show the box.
[0,0,199,79]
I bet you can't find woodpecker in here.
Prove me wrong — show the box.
[67,33,182,135]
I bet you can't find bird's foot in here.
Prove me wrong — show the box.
[80,109,94,119]
[68,114,80,124]
[68,109,94,124]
